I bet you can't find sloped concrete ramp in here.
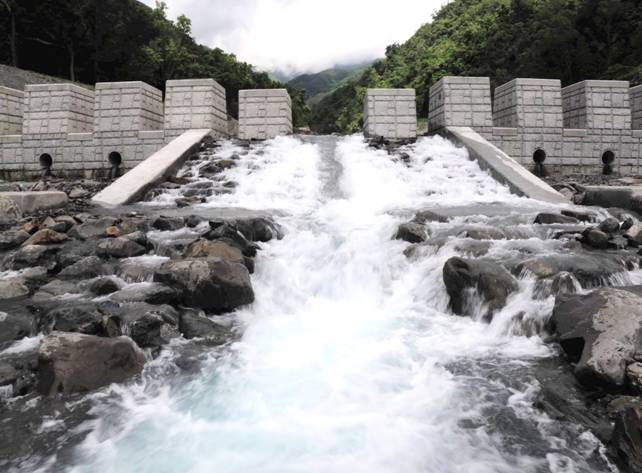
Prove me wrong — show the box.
[92,129,210,207]
[445,126,568,204]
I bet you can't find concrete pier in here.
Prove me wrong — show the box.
[363,88,417,140]
[238,89,292,140]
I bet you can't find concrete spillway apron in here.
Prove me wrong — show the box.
[444,126,568,204]
[92,129,211,207]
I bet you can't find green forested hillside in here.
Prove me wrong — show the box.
[310,0,642,133]
[288,63,372,105]
[0,0,309,125]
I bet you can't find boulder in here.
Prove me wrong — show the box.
[154,258,254,312]
[58,256,110,279]
[582,228,610,249]
[57,240,99,268]
[0,278,29,300]
[96,237,146,259]
[68,217,118,240]
[394,223,428,243]
[0,195,21,227]
[22,229,68,246]
[599,217,621,234]
[612,405,642,473]
[533,213,579,225]
[548,286,642,389]
[179,308,230,343]
[232,217,283,242]
[89,277,121,296]
[0,230,29,251]
[32,279,80,302]
[11,244,59,271]
[38,302,107,336]
[123,230,148,247]
[442,257,518,319]
[561,209,596,223]
[514,253,634,286]
[152,216,184,231]
[118,216,151,234]
[413,210,448,224]
[110,282,178,305]
[108,303,179,349]
[37,331,146,395]
[185,239,254,273]
[461,227,506,240]
[52,215,77,232]
[0,302,35,344]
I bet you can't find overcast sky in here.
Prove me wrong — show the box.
[140,0,446,77]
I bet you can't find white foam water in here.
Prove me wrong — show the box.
[64,135,612,473]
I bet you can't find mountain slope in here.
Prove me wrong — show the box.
[310,0,642,133]
[288,63,371,104]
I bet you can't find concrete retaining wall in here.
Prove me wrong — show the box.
[428,76,642,177]
[0,78,237,180]
[238,89,292,140]
[363,88,417,140]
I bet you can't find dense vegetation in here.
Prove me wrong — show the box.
[310,0,642,133]
[288,62,372,106]
[0,0,309,124]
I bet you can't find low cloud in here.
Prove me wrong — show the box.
[141,0,446,76]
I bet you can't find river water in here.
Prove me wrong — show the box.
[43,135,617,472]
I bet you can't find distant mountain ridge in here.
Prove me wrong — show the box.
[288,62,372,105]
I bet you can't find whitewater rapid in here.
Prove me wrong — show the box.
[62,135,613,473]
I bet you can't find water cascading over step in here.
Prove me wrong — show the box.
[62,135,615,473]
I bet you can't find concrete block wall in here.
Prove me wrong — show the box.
[631,84,642,130]
[562,80,631,129]
[0,77,269,180]
[0,86,23,135]
[363,88,417,140]
[428,76,492,131]
[165,79,228,137]
[94,81,163,132]
[239,89,292,140]
[23,84,94,134]
[427,76,642,176]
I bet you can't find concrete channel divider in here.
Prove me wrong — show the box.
[92,129,211,207]
[0,191,68,213]
[444,126,569,204]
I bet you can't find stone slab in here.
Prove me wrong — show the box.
[0,191,68,213]
[92,129,211,207]
[444,126,568,204]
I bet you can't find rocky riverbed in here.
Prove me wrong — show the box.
[3,134,642,472]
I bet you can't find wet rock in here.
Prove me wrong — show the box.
[108,303,179,349]
[533,213,580,224]
[179,308,232,343]
[548,286,642,390]
[0,230,29,251]
[599,217,621,234]
[0,195,21,226]
[96,238,146,259]
[38,302,108,336]
[413,210,448,224]
[514,253,633,286]
[110,282,178,305]
[232,217,283,242]
[22,229,69,246]
[394,222,428,243]
[69,217,118,240]
[32,279,80,302]
[154,258,254,312]
[152,216,184,231]
[551,272,579,296]
[58,256,110,279]
[0,303,35,344]
[561,209,596,223]
[442,257,518,319]
[185,215,206,228]
[626,363,642,395]
[582,227,610,249]
[0,278,29,300]
[57,240,99,268]
[461,227,506,240]
[11,245,60,271]
[123,231,148,247]
[105,226,122,238]
[184,239,253,273]
[37,331,146,395]
[118,216,151,234]
[608,235,629,250]
[89,277,120,296]
[612,405,642,473]
[205,221,259,257]
[68,187,89,199]
[53,215,77,232]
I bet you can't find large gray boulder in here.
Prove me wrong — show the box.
[231,217,283,242]
[184,239,253,273]
[179,308,230,343]
[0,230,29,251]
[154,258,254,312]
[10,244,60,271]
[442,257,518,320]
[68,217,118,240]
[548,286,642,389]
[96,237,146,259]
[107,303,180,349]
[394,222,428,243]
[37,331,146,395]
